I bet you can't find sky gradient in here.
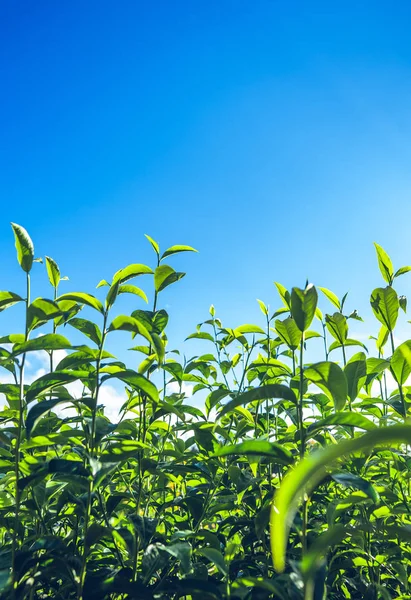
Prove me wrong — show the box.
[2,1,411,359]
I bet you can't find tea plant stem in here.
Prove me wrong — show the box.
[298,332,309,558]
[389,331,406,418]
[11,272,30,599]
[49,284,58,375]
[298,333,305,460]
[342,343,347,367]
[321,320,329,361]
[212,320,230,389]
[78,311,108,599]
[90,311,108,456]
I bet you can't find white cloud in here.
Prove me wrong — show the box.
[167,380,193,397]
[98,383,127,422]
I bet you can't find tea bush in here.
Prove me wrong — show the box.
[1,224,411,599]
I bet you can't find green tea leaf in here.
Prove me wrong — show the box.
[112,263,153,286]
[395,265,411,279]
[305,362,347,411]
[45,256,60,288]
[27,298,62,331]
[274,282,291,309]
[100,440,150,462]
[374,243,394,284]
[257,299,269,316]
[157,542,192,575]
[67,317,102,346]
[344,352,367,402]
[85,523,112,547]
[108,315,153,346]
[235,324,266,335]
[11,223,34,273]
[161,245,198,260]
[186,331,214,342]
[0,291,24,312]
[145,234,160,256]
[26,398,69,437]
[399,295,407,313]
[275,317,301,350]
[12,334,72,355]
[307,412,376,435]
[391,340,411,385]
[57,292,104,314]
[118,284,148,303]
[319,287,340,310]
[197,547,227,576]
[26,371,88,403]
[325,313,348,344]
[370,286,399,331]
[213,440,292,464]
[219,384,296,418]
[103,369,159,403]
[376,325,389,352]
[328,338,367,353]
[291,284,318,332]
[331,470,379,503]
[154,264,185,292]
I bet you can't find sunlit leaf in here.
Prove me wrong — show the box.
[213,440,292,464]
[391,340,411,385]
[370,286,399,331]
[319,287,340,310]
[219,384,296,418]
[305,362,347,411]
[161,245,198,260]
[291,284,318,332]
[57,292,104,314]
[45,256,60,288]
[11,222,34,273]
[154,264,185,292]
[374,242,394,284]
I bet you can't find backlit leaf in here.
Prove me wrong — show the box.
[391,340,411,385]
[161,245,198,260]
[370,286,399,331]
[374,242,394,284]
[11,223,34,273]
[291,284,318,332]
[305,362,347,411]
[45,256,60,288]
[57,292,104,314]
[0,291,24,312]
[219,384,296,418]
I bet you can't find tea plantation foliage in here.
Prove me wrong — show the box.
[2,224,411,599]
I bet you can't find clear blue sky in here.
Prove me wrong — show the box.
[2,0,411,355]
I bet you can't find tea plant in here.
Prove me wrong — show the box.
[1,225,411,599]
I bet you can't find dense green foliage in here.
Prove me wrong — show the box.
[1,224,411,599]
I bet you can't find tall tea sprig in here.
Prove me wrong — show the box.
[10,223,35,598]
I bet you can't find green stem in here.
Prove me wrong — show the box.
[390,331,406,419]
[78,311,108,599]
[11,272,30,599]
[49,285,58,375]
[298,332,309,558]
[342,343,347,367]
[298,333,305,460]
[322,321,329,361]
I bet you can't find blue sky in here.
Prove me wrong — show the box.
[2,0,411,360]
